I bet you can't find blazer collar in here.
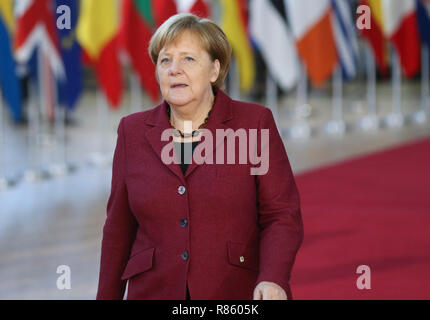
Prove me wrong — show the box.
[145,88,234,128]
[144,89,234,182]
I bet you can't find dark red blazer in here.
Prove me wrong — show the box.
[96,89,304,300]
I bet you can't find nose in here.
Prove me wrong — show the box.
[168,58,183,76]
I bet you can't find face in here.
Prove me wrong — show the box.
[156,30,220,107]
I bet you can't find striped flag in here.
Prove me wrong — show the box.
[15,0,64,121]
[220,0,255,92]
[153,0,210,27]
[249,0,298,90]
[0,0,22,122]
[359,0,389,75]
[417,0,430,47]
[331,0,359,80]
[77,0,123,108]
[14,0,64,78]
[120,0,160,103]
[381,0,421,77]
[286,0,338,87]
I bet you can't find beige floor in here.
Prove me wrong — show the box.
[0,81,429,299]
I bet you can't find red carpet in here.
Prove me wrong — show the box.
[291,137,430,299]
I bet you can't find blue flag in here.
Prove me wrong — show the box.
[0,15,22,123]
[417,0,430,48]
[56,0,82,110]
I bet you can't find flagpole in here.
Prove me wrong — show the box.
[0,90,9,190]
[40,49,53,177]
[23,75,39,182]
[265,71,280,134]
[39,47,68,179]
[385,46,404,127]
[360,43,379,131]
[412,43,429,124]
[325,65,346,135]
[50,93,69,177]
[91,89,105,166]
[229,57,240,101]
[89,89,110,166]
[422,43,430,113]
[23,48,45,182]
[130,71,143,114]
[288,59,311,139]
[38,48,57,180]
[63,106,77,175]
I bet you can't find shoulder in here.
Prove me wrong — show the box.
[117,106,160,134]
[122,107,154,126]
[230,98,274,127]
[232,98,269,116]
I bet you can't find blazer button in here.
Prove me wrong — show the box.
[181,250,189,261]
[178,185,186,195]
[180,218,188,227]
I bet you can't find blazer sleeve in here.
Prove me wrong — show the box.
[254,108,304,299]
[96,117,138,300]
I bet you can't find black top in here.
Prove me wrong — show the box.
[173,141,200,175]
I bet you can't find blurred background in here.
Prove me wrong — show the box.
[0,0,429,299]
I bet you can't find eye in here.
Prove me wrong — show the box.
[160,57,169,64]
[185,56,194,62]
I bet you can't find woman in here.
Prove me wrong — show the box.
[96,13,303,300]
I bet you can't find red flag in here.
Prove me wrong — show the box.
[359,0,389,75]
[14,0,63,75]
[382,0,421,77]
[153,0,177,26]
[286,0,338,87]
[176,0,211,17]
[76,0,123,108]
[120,0,160,102]
[15,0,64,121]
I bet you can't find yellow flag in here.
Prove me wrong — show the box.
[369,0,384,30]
[220,0,255,92]
[76,0,118,60]
[0,0,15,32]
[368,0,390,65]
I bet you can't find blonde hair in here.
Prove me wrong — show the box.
[149,13,232,90]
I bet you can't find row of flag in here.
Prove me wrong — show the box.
[359,0,429,77]
[0,0,430,124]
[0,0,210,123]
[251,0,430,91]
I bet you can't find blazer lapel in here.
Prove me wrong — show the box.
[145,125,185,183]
[144,89,234,181]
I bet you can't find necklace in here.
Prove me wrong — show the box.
[167,98,215,138]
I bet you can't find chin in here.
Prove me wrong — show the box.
[167,95,193,107]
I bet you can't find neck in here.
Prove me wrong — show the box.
[169,88,215,132]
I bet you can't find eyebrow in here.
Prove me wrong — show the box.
[159,51,196,57]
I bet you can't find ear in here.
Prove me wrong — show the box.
[210,59,221,84]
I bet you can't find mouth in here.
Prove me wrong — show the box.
[171,84,188,89]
